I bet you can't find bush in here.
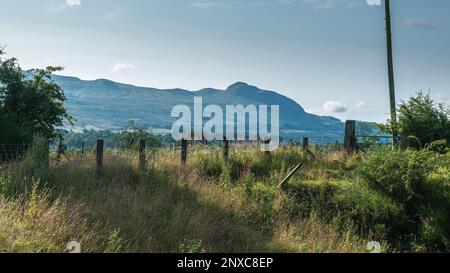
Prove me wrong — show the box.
[359,149,450,251]
[398,92,450,146]
[287,179,403,241]
[359,150,433,205]
[426,140,449,154]
[287,180,338,219]
[332,181,405,240]
[407,135,422,150]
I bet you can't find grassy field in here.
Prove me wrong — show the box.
[0,141,449,253]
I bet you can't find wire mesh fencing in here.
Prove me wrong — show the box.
[0,144,27,162]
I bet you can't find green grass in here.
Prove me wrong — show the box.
[0,143,448,253]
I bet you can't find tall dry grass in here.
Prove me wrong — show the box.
[0,145,367,253]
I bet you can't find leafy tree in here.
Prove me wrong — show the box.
[398,92,449,146]
[0,46,72,144]
[113,120,161,150]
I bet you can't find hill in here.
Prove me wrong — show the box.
[52,75,344,139]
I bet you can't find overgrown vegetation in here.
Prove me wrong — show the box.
[0,139,448,253]
[1,46,449,253]
[0,46,72,145]
[397,92,449,147]
[59,125,173,151]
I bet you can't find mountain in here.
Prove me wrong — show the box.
[52,75,344,138]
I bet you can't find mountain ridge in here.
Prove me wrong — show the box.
[51,75,344,138]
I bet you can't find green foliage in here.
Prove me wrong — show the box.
[178,238,207,253]
[0,47,71,145]
[0,108,33,144]
[242,181,276,231]
[407,135,422,150]
[61,130,118,150]
[29,137,50,169]
[287,180,338,218]
[61,128,166,151]
[219,164,232,185]
[426,140,449,154]
[359,150,433,205]
[105,230,124,253]
[113,120,161,150]
[359,149,450,251]
[191,152,223,178]
[398,92,450,146]
[1,128,449,252]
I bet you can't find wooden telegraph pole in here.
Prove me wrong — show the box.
[385,0,398,147]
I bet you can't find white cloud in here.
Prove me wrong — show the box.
[322,101,349,114]
[355,100,367,110]
[112,62,136,72]
[401,19,441,29]
[46,0,81,11]
[190,0,382,9]
[302,0,380,9]
[66,0,81,6]
[366,0,381,6]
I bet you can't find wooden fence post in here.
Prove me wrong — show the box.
[223,137,229,163]
[263,139,271,157]
[96,139,104,173]
[81,141,85,155]
[181,139,187,166]
[139,139,146,170]
[278,162,305,189]
[344,120,357,154]
[288,139,293,150]
[303,137,309,151]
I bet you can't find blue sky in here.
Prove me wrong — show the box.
[1,0,449,122]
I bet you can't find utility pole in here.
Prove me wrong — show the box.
[385,0,398,147]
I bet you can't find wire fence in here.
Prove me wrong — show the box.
[0,144,28,162]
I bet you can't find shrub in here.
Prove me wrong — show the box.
[407,135,422,150]
[359,149,450,251]
[359,150,433,205]
[287,180,338,219]
[238,180,276,232]
[398,92,450,146]
[426,140,449,154]
[332,181,404,240]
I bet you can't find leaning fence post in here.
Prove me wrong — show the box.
[263,139,271,157]
[181,138,187,166]
[223,137,229,163]
[139,139,146,170]
[303,137,309,151]
[96,139,104,173]
[344,120,357,154]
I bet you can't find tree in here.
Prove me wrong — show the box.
[0,46,72,144]
[113,120,161,150]
[398,92,449,146]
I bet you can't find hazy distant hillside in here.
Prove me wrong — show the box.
[52,75,344,138]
